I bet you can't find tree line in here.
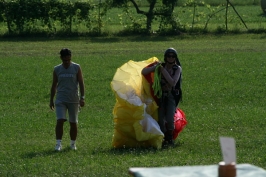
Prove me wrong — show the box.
[0,0,264,36]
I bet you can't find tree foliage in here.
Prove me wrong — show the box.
[0,0,94,35]
[111,0,179,32]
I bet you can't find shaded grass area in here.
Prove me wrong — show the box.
[0,34,265,176]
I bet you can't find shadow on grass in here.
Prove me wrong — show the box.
[1,32,266,43]
[21,147,75,159]
[0,35,176,43]
[91,140,184,156]
[257,13,266,17]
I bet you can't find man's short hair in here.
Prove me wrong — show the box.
[60,48,72,57]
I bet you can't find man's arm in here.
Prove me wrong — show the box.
[50,70,58,110]
[77,66,85,107]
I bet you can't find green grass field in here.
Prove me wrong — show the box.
[0,34,265,176]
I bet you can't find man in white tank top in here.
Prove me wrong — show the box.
[49,48,85,151]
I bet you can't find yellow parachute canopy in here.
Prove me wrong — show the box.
[110,57,164,149]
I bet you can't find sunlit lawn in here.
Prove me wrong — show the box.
[0,33,265,176]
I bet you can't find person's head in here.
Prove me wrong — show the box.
[60,48,72,67]
[164,48,180,66]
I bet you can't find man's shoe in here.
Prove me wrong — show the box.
[70,144,77,150]
[55,144,62,151]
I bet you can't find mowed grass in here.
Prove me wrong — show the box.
[0,34,265,176]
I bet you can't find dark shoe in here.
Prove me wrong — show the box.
[168,139,175,147]
[162,140,168,147]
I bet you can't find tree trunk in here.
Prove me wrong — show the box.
[146,13,153,32]
[145,0,156,32]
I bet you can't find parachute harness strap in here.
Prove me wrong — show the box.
[152,64,162,98]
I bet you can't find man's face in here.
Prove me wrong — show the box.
[61,55,71,68]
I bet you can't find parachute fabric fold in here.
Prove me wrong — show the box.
[173,108,187,140]
[111,57,164,148]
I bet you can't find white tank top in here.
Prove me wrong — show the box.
[54,62,80,103]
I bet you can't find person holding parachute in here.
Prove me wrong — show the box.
[110,48,186,149]
[142,48,182,147]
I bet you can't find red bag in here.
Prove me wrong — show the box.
[173,108,187,140]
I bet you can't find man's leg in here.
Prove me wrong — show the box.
[56,119,65,139]
[55,119,65,151]
[70,122,77,141]
[68,103,79,150]
[70,122,77,150]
